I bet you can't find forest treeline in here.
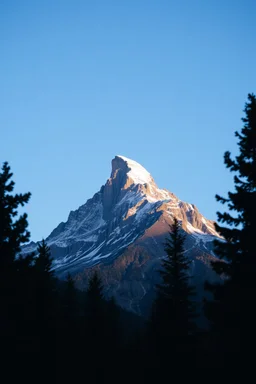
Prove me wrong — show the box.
[0,94,255,383]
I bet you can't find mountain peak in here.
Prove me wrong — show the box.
[22,155,221,314]
[112,155,152,186]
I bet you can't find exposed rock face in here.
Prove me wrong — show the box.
[23,155,221,314]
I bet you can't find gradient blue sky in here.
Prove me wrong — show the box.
[1,0,256,241]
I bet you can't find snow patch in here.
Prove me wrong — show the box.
[186,222,217,247]
[117,155,152,185]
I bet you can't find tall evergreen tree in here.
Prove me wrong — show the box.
[34,239,56,322]
[64,272,77,319]
[35,238,54,276]
[205,93,256,369]
[57,272,78,382]
[103,296,121,379]
[61,272,77,344]
[34,239,57,380]
[0,162,35,378]
[84,271,106,380]
[105,296,120,348]
[214,93,256,268]
[0,161,31,282]
[151,217,197,351]
[86,271,105,333]
[87,270,104,299]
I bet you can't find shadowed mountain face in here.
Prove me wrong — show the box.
[23,155,221,314]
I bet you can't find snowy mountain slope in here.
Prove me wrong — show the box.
[23,155,221,313]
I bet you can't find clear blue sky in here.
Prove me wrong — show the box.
[1,0,256,241]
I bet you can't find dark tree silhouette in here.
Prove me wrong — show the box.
[57,272,79,382]
[85,271,105,340]
[149,218,197,378]
[151,217,197,359]
[0,162,31,291]
[147,217,198,379]
[87,270,104,300]
[34,239,57,380]
[64,272,77,319]
[0,161,34,379]
[35,238,54,275]
[34,239,56,322]
[84,271,106,380]
[105,295,120,348]
[34,239,56,324]
[205,93,256,371]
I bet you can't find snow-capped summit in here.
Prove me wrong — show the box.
[23,155,221,314]
[113,155,153,186]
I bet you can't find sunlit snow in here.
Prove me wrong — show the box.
[117,155,152,185]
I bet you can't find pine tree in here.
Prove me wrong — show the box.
[104,296,122,382]
[205,93,256,369]
[86,271,105,331]
[34,239,57,379]
[34,239,55,318]
[0,162,35,378]
[85,271,106,379]
[64,272,76,317]
[87,270,104,300]
[0,162,31,282]
[62,272,77,330]
[57,272,78,381]
[35,238,54,276]
[152,217,197,350]
[0,161,32,319]
[105,296,120,347]
[214,93,256,269]
[34,239,56,321]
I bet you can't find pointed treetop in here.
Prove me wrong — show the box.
[0,161,31,256]
[87,271,104,300]
[35,239,54,275]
